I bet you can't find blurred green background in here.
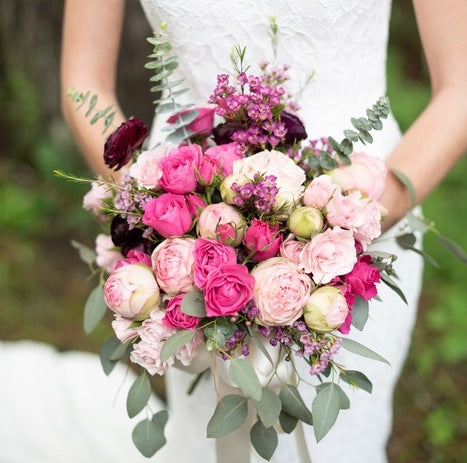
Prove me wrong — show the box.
[0,1,465,461]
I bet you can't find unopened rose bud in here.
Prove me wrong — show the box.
[287,206,323,239]
[220,174,247,205]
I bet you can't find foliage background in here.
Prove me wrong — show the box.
[0,1,465,461]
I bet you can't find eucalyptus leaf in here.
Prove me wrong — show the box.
[340,138,353,155]
[165,128,191,144]
[83,285,107,334]
[109,339,133,361]
[85,95,97,117]
[229,357,262,401]
[204,318,237,350]
[250,420,278,461]
[437,234,467,264]
[278,411,298,433]
[341,338,390,365]
[380,273,408,304]
[312,383,341,442]
[351,296,369,331]
[132,418,166,458]
[160,330,196,362]
[396,233,417,249]
[181,290,206,317]
[100,335,120,375]
[127,371,152,418]
[328,136,340,153]
[152,410,169,432]
[247,327,273,366]
[319,152,338,170]
[253,388,282,427]
[207,395,248,438]
[392,168,416,206]
[343,129,359,142]
[279,384,313,425]
[358,130,373,144]
[407,213,431,233]
[340,370,373,393]
[71,240,96,266]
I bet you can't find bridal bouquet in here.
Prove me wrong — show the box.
[60,20,464,461]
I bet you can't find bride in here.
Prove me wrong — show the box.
[3,1,462,462]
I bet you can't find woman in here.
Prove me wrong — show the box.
[59,0,467,462]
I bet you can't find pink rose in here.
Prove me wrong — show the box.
[159,145,202,194]
[299,227,357,284]
[143,193,193,238]
[303,175,340,209]
[193,238,237,290]
[129,143,172,189]
[336,284,355,335]
[163,293,202,330]
[243,219,283,262]
[343,255,380,300]
[326,191,369,231]
[95,234,123,273]
[104,263,160,319]
[280,234,305,265]
[353,201,382,250]
[204,264,255,317]
[186,194,207,217]
[204,143,242,177]
[111,315,138,342]
[175,330,204,366]
[304,286,349,333]
[151,238,195,294]
[328,152,387,201]
[198,203,245,246]
[115,249,151,270]
[252,257,313,326]
[198,156,217,185]
[167,107,216,136]
[83,180,111,219]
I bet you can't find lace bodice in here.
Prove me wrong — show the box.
[140,0,399,156]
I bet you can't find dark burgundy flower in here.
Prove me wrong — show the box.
[212,121,245,145]
[280,111,307,145]
[104,119,148,170]
[110,215,153,256]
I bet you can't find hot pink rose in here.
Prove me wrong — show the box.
[159,144,202,194]
[198,156,217,185]
[186,194,207,217]
[193,238,237,290]
[252,257,313,326]
[129,143,172,189]
[280,234,305,265]
[95,234,123,273]
[111,315,138,342]
[204,264,255,317]
[353,201,382,250]
[198,203,245,246]
[83,180,111,219]
[115,250,151,270]
[204,143,242,177]
[343,255,380,300]
[326,191,369,231]
[151,237,195,294]
[167,107,216,136]
[163,293,202,330]
[243,219,283,262]
[143,193,193,238]
[299,227,357,284]
[303,175,340,209]
[104,263,160,319]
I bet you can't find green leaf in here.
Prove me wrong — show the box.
[407,213,431,233]
[85,94,97,117]
[358,130,373,144]
[278,411,298,433]
[127,371,152,418]
[156,101,185,114]
[229,357,262,401]
[279,384,313,425]
[396,233,417,249]
[370,119,383,130]
[340,138,353,155]
[100,335,121,375]
[71,239,96,265]
[132,418,166,457]
[160,330,196,362]
[351,117,363,130]
[253,388,282,427]
[328,136,341,153]
[351,296,369,331]
[391,168,416,206]
[437,234,467,264]
[319,152,338,170]
[343,129,359,142]
[335,384,350,410]
[250,420,278,461]
[83,285,107,334]
[380,273,408,304]
[163,109,199,130]
[109,339,133,361]
[312,383,341,442]
[207,394,248,438]
[248,329,273,366]
[204,318,237,351]
[165,128,191,145]
[152,410,169,432]
[340,369,373,393]
[181,289,206,317]
[341,338,390,365]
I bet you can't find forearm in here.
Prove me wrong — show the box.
[380,86,467,231]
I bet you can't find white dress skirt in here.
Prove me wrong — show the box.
[0,1,423,462]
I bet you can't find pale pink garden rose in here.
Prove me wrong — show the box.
[104,263,160,320]
[252,257,313,326]
[83,179,111,219]
[129,143,172,189]
[299,227,357,284]
[204,143,242,177]
[303,175,341,209]
[280,234,305,266]
[95,234,123,273]
[287,206,323,239]
[353,200,382,250]
[197,203,245,246]
[115,250,151,270]
[151,238,195,294]
[111,315,138,342]
[327,152,387,201]
[304,286,349,333]
[326,191,369,231]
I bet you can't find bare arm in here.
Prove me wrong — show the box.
[61,0,126,179]
[380,0,467,231]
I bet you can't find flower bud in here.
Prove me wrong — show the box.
[287,206,323,239]
[220,173,247,205]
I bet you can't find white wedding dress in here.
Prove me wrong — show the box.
[0,1,423,462]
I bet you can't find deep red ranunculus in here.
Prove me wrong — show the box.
[104,119,148,170]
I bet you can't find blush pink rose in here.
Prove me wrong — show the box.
[280,234,305,265]
[95,234,123,273]
[204,143,242,177]
[204,264,255,317]
[252,257,313,326]
[151,237,195,294]
[159,144,202,194]
[299,227,357,284]
[167,107,216,136]
[303,175,340,209]
[143,193,193,238]
[326,191,369,231]
[186,194,207,217]
[129,143,172,189]
[83,180,111,219]
[163,293,202,330]
[198,203,245,246]
[243,219,283,262]
[353,201,382,249]
[343,255,381,300]
[104,263,160,319]
[193,238,237,290]
[111,315,138,342]
[115,250,151,270]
